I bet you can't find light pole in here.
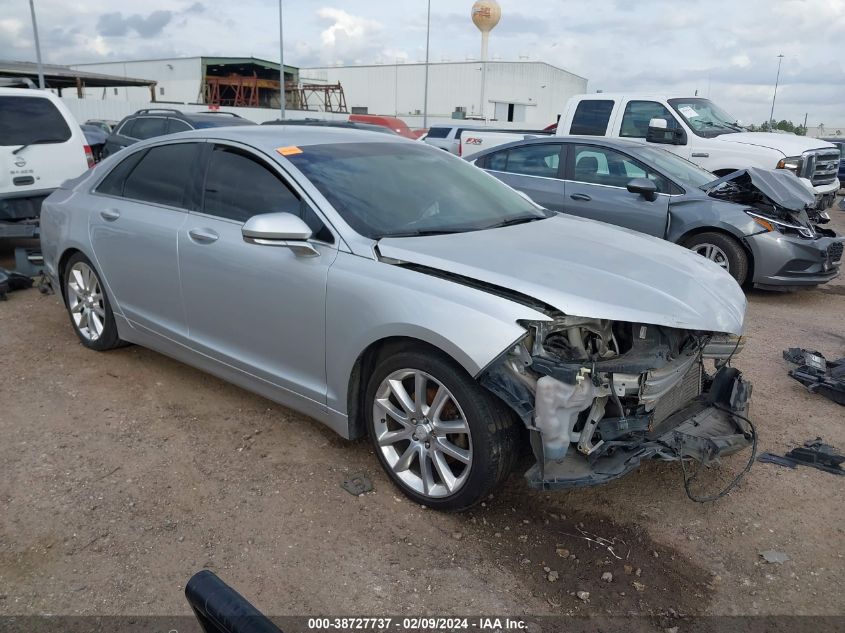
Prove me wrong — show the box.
[768,53,784,130]
[28,0,45,89]
[422,0,431,128]
[278,0,286,120]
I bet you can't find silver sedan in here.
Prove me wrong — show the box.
[40,127,754,510]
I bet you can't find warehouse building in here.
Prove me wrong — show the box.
[70,57,299,109]
[301,60,588,127]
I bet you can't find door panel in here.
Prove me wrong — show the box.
[563,145,670,237]
[178,216,337,404]
[178,142,337,405]
[492,171,566,212]
[88,142,202,339]
[89,197,187,337]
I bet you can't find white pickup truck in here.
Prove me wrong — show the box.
[460,93,842,210]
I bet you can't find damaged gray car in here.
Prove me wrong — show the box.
[471,138,843,290]
[40,127,754,511]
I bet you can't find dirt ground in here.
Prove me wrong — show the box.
[1,207,844,625]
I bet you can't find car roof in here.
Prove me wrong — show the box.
[469,135,648,158]
[148,125,411,152]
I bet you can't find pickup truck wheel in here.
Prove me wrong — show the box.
[683,232,748,285]
[63,253,124,351]
[366,348,520,511]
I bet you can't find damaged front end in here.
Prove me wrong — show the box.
[481,315,753,490]
[705,167,837,237]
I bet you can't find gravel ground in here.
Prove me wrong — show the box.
[1,208,844,623]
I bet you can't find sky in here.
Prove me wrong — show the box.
[2,0,844,127]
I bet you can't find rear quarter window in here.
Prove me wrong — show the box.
[425,127,450,139]
[0,96,72,146]
[569,100,614,136]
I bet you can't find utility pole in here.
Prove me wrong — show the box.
[278,0,286,120]
[768,54,784,130]
[422,0,431,128]
[28,0,45,89]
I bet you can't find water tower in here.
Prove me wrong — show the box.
[471,0,501,120]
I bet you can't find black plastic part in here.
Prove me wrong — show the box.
[783,348,845,406]
[0,268,33,299]
[185,570,283,633]
[758,440,844,477]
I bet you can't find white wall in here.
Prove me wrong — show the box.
[301,61,587,127]
[70,58,204,103]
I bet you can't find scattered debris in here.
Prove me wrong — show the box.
[576,591,590,602]
[666,627,679,633]
[758,439,844,477]
[632,581,646,592]
[451,531,463,541]
[0,269,33,300]
[555,547,570,558]
[601,572,613,582]
[623,564,634,575]
[341,473,373,496]
[760,550,790,564]
[547,570,559,582]
[783,348,845,406]
[561,525,628,560]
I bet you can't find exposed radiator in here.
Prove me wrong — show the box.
[652,362,702,426]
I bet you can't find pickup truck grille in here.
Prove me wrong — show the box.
[804,149,841,186]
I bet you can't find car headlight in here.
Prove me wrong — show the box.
[746,210,815,238]
[776,155,803,175]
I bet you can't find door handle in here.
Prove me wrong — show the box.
[188,228,219,244]
[100,208,120,221]
[570,193,592,202]
[691,152,710,158]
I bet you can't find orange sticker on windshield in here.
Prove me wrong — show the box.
[276,146,303,156]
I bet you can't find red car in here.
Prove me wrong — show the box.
[349,114,417,139]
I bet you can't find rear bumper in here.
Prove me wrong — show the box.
[746,231,843,289]
[526,368,753,490]
[0,188,55,223]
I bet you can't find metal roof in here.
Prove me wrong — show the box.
[0,60,156,88]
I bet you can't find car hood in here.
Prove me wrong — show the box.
[715,132,836,156]
[378,215,746,335]
[702,167,815,213]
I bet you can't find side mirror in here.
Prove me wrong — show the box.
[242,212,319,257]
[627,178,658,202]
[646,117,685,145]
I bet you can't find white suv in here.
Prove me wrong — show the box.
[1,87,92,238]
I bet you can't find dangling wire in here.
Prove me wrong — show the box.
[679,405,757,503]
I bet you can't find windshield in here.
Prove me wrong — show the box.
[287,142,549,239]
[668,98,744,138]
[633,146,716,189]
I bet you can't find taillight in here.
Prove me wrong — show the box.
[84,145,95,168]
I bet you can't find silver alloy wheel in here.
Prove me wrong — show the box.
[691,243,730,271]
[66,262,106,341]
[372,369,472,498]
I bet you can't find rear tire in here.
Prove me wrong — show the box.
[365,346,520,511]
[683,232,749,285]
[63,252,124,351]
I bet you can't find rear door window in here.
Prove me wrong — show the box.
[569,100,614,136]
[122,143,201,208]
[167,119,192,133]
[202,144,333,242]
[502,144,562,178]
[132,117,168,140]
[96,150,146,196]
[0,96,71,146]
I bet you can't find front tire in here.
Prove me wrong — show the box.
[63,253,124,351]
[683,232,749,285]
[365,347,520,511]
